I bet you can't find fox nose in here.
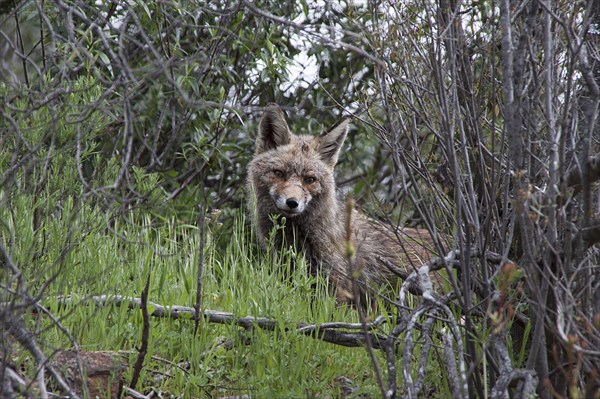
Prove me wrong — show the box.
[286,198,299,209]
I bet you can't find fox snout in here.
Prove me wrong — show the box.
[285,198,300,209]
[269,184,310,216]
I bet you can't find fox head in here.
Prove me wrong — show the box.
[248,104,350,218]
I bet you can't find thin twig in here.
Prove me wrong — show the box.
[5,318,80,398]
[343,197,388,398]
[130,274,151,390]
[194,205,206,336]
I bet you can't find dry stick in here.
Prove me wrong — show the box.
[343,197,388,398]
[383,341,397,399]
[1,244,80,398]
[414,315,436,396]
[397,254,468,399]
[385,308,411,399]
[122,386,151,399]
[36,365,49,399]
[401,306,428,399]
[130,274,151,390]
[13,5,29,87]
[5,319,80,398]
[59,295,387,349]
[489,333,538,399]
[3,366,27,396]
[34,303,90,396]
[442,331,462,399]
[194,205,206,336]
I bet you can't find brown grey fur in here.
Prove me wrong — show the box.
[247,104,442,305]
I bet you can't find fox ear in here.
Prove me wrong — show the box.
[256,104,291,154]
[317,119,349,166]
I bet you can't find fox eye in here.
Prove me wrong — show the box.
[273,170,284,178]
[304,176,316,184]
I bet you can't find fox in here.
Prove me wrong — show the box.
[247,104,443,307]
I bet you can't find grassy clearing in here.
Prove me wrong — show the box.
[2,190,408,398]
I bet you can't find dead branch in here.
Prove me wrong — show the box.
[0,243,80,398]
[1,364,28,397]
[194,206,206,336]
[56,295,388,350]
[344,197,387,398]
[129,275,151,390]
[122,386,152,399]
[2,317,80,399]
[381,249,471,398]
[396,251,469,399]
[489,333,538,399]
[413,315,436,396]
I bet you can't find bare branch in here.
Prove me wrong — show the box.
[3,317,80,398]
[194,206,206,336]
[490,334,538,399]
[56,295,389,350]
[129,275,151,390]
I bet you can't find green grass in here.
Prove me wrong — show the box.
[0,76,458,398]
[2,191,401,398]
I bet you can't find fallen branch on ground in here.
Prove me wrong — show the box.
[55,295,389,350]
